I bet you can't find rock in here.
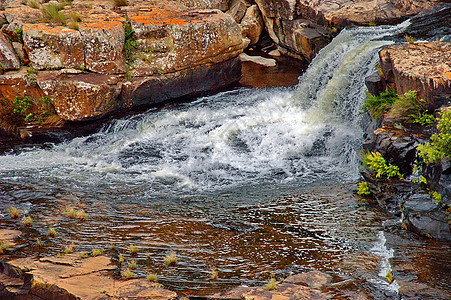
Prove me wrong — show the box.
[23,24,85,71]
[0,229,21,251]
[240,4,264,45]
[80,21,126,74]
[0,67,46,102]
[121,57,241,108]
[284,271,332,289]
[128,6,243,76]
[1,253,178,300]
[239,53,276,67]
[37,71,122,121]
[227,0,248,23]
[178,0,231,11]
[379,42,451,106]
[402,193,451,241]
[0,31,20,71]
[217,281,327,299]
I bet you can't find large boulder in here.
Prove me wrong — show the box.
[379,42,451,105]
[23,24,85,71]
[128,6,243,76]
[37,71,122,121]
[240,4,264,46]
[178,0,231,11]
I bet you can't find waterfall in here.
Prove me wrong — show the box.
[0,22,409,194]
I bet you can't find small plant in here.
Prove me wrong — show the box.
[419,175,427,185]
[22,216,33,226]
[91,248,105,256]
[75,209,87,221]
[363,87,397,120]
[27,0,40,9]
[146,273,158,282]
[47,227,57,237]
[121,268,136,279]
[0,241,11,254]
[405,35,415,44]
[164,251,178,265]
[63,206,77,218]
[64,244,76,254]
[67,11,81,30]
[357,181,371,195]
[13,96,33,120]
[385,271,394,284]
[430,191,442,204]
[41,3,67,25]
[128,244,138,255]
[387,90,433,125]
[210,268,218,280]
[124,21,136,64]
[128,260,137,269]
[118,254,125,265]
[417,110,451,164]
[263,278,278,291]
[8,206,20,218]
[36,238,43,247]
[78,252,89,259]
[14,27,23,43]
[363,151,404,179]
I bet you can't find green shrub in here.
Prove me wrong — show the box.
[363,151,404,179]
[387,90,433,125]
[363,87,398,120]
[417,110,451,164]
[430,191,442,204]
[357,181,371,195]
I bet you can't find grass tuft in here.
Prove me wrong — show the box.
[8,206,20,218]
[128,260,137,269]
[0,241,11,254]
[128,244,138,256]
[210,268,218,280]
[47,227,58,237]
[91,248,105,256]
[75,209,87,221]
[121,268,136,279]
[64,244,76,254]
[118,254,125,266]
[263,278,278,291]
[22,216,33,226]
[27,0,40,9]
[164,251,178,265]
[41,3,67,25]
[146,273,158,282]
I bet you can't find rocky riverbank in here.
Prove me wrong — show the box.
[360,41,451,241]
[0,0,446,141]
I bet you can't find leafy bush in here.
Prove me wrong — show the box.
[363,151,404,179]
[363,87,397,119]
[357,181,371,195]
[417,110,451,164]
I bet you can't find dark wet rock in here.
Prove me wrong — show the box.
[365,72,385,97]
[402,193,451,241]
[0,253,178,300]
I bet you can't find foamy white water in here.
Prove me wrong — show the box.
[0,22,409,194]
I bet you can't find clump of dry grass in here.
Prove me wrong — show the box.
[8,206,20,218]
[47,227,57,237]
[164,251,178,266]
[121,268,136,279]
[22,216,33,226]
[128,244,138,256]
[146,273,158,282]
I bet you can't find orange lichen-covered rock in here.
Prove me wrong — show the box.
[0,68,46,103]
[37,72,122,121]
[23,24,85,70]
[128,7,244,76]
[80,21,126,74]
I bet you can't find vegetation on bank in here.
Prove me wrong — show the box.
[363,89,434,125]
[417,110,451,164]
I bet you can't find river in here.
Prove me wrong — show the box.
[1,21,450,299]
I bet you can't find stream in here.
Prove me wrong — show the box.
[1,20,450,299]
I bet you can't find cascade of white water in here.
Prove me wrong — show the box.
[0,22,409,193]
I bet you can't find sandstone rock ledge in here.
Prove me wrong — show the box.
[0,0,245,130]
[1,253,178,299]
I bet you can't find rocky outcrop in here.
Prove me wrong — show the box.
[360,42,451,241]
[1,253,178,299]
[0,0,244,127]
[380,42,451,106]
